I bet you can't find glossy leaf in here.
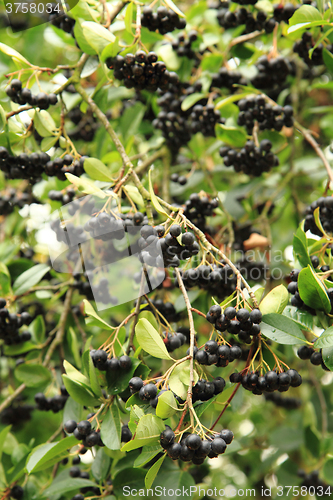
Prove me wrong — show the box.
[13,264,50,295]
[135,318,172,360]
[260,285,289,315]
[145,454,166,489]
[26,436,78,473]
[298,265,331,313]
[261,313,307,345]
[15,363,51,387]
[156,390,178,419]
[100,405,122,450]
[84,157,114,182]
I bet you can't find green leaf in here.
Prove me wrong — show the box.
[81,21,116,54]
[313,206,328,235]
[0,262,11,296]
[215,92,254,110]
[261,313,308,345]
[41,136,58,152]
[283,306,314,332]
[259,285,289,315]
[323,458,333,484]
[323,48,333,74]
[145,455,166,489]
[92,448,111,481]
[84,157,114,182]
[305,426,321,458]
[88,350,103,397]
[62,374,99,407]
[0,42,31,65]
[0,426,11,465]
[101,38,120,62]
[322,345,333,370]
[293,226,311,268]
[63,360,91,387]
[119,102,146,141]
[135,318,172,360]
[124,2,134,34]
[83,299,114,330]
[34,110,57,137]
[121,415,165,451]
[288,5,322,33]
[313,326,333,348]
[67,327,82,368]
[65,173,107,198]
[156,391,178,419]
[74,19,97,55]
[100,405,122,450]
[63,397,83,427]
[0,105,6,133]
[26,436,78,473]
[15,363,51,387]
[215,123,247,148]
[148,169,170,218]
[181,93,205,112]
[13,264,51,295]
[298,265,331,313]
[44,478,98,496]
[134,444,163,467]
[29,315,45,344]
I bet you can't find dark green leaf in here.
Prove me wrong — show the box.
[92,448,111,481]
[215,123,247,148]
[62,375,99,407]
[100,405,122,450]
[261,313,307,345]
[314,326,333,348]
[145,454,166,489]
[15,363,51,387]
[293,227,311,268]
[322,345,333,370]
[44,478,98,496]
[298,265,331,313]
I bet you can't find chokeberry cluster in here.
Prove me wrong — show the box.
[210,67,247,92]
[67,107,99,142]
[297,469,331,496]
[181,262,237,299]
[6,79,58,109]
[189,104,225,137]
[194,340,242,367]
[69,466,101,497]
[48,188,76,205]
[90,349,132,372]
[141,6,186,34]
[1,402,34,426]
[139,298,180,324]
[49,6,75,34]
[219,139,279,176]
[165,331,188,352]
[171,31,198,59]
[293,32,333,66]
[183,193,218,232]
[0,188,39,216]
[34,386,69,413]
[157,224,200,268]
[170,173,187,186]
[106,51,178,91]
[206,306,262,344]
[44,155,85,181]
[217,6,276,34]
[160,427,234,464]
[73,273,118,306]
[237,96,294,132]
[297,345,330,371]
[251,56,294,90]
[304,196,333,236]
[231,368,302,395]
[264,392,302,409]
[192,376,226,402]
[0,147,50,182]
[0,299,32,345]
[287,266,330,314]
[64,418,104,448]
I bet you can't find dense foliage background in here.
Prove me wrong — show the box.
[1,0,333,498]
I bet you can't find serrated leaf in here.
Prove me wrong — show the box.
[322,345,333,370]
[92,448,111,481]
[84,157,114,182]
[65,173,107,198]
[156,391,178,419]
[67,327,81,368]
[148,169,169,218]
[135,318,172,360]
[44,478,98,496]
[260,285,289,315]
[298,265,331,313]
[134,444,163,467]
[261,313,308,345]
[145,455,165,489]
[283,305,314,332]
[314,327,333,348]
[13,264,50,295]
[288,5,322,28]
[41,136,58,152]
[101,38,120,62]
[0,105,6,133]
[34,110,57,137]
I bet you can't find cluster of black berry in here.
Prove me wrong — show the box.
[69,466,100,499]
[189,104,225,137]
[0,299,32,345]
[206,305,262,344]
[297,345,329,371]
[171,31,198,59]
[220,139,279,177]
[237,256,269,282]
[237,96,294,132]
[73,273,118,306]
[34,387,69,413]
[217,7,276,34]
[272,2,298,23]
[183,193,218,232]
[139,298,180,324]
[84,211,148,242]
[6,79,58,109]
[48,188,76,205]
[0,147,50,182]
[90,349,132,372]
[264,392,302,410]
[194,340,242,367]
[231,368,302,395]
[211,67,247,92]
[141,6,186,34]
[297,470,331,497]
[44,155,85,181]
[192,376,226,402]
[49,5,75,34]
[67,107,99,142]
[170,173,187,185]
[165,331,188,352]
[64,418,104,448]
[293,32,333,66]
[0,403,34,426]
[157,224,200,268]
[0,188,39,216]
[251,56,294,90]
[106,51,178,91]
[304,196,333,236]
[160,427,234,464]
[181,263,237,299]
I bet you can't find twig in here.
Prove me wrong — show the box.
[0,383,26,415]
[126,269,147,354]
[229,30,264,47]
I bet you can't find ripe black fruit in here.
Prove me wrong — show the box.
[211,437,227,455]
[220,429,234,444]
[160,428,175,448]
[129,377,143,392]
[119,355,132,370]
[64,420,77,433]
[186,434,201,450]
[121,425,132,442]
[77,420,91,436]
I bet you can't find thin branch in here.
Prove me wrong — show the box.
[0,383,26,415]
[126,269,147,354]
